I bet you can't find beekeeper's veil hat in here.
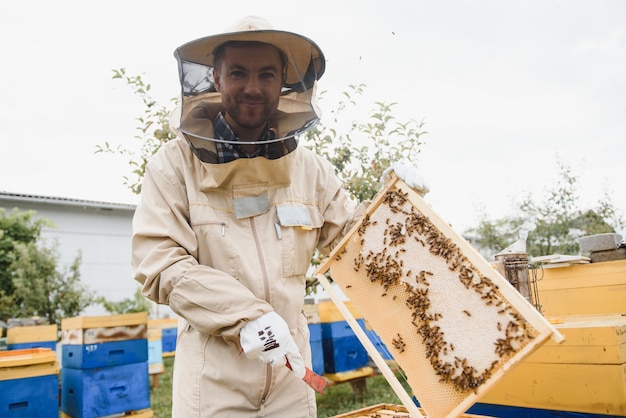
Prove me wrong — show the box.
[173,16,326,163]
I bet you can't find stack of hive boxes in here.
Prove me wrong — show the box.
[147,325,163,376]
[318,300,370,376]
[148,318,178,358]
[60,312,151,418]
[0,348,59,417]
[6,324,57,351]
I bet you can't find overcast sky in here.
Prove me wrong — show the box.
[1,0,624,238]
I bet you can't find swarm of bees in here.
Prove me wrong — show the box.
[351,190,537,393]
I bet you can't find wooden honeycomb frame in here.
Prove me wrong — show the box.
[315,175,564,418]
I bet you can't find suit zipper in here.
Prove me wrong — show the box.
[250,217,273,407]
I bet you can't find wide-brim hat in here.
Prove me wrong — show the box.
[175,16,325,92]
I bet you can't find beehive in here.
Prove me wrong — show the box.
[148,318,178,357]
[316,175,563,418]
[0,348,59,417]
[61,313,150,418]
[480,313,626,416]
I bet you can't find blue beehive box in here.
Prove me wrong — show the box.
[0,374,59,418]
[321,319,369,373]
[62,361,150,418]
[0,348,59,418]
[161,328,177,353]
[62,338,148,369]
[308,322,324,375]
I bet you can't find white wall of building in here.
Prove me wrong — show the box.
[0,193,173,317]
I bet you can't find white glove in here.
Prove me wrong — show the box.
[240,311,306,378]
[382,162,430,196]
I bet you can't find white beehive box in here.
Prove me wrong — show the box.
[316,175,563,418]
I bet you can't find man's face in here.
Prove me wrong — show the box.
[213,44,285,140]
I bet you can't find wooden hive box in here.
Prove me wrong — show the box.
[61,312,148,370]
[480,313,626,416]
[148,318,178,357]
[533,259,626,316]
[315,175,563,418]
[61,312,148,345]
[6,324,57,344]
[0,348,59,417]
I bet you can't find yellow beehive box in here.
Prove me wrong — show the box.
[535,259,626,316]
[61,312,148,344]
[6,324,57,344]
[318,300,363,323]
[303,303,320,324]
[0,348,59,381]
[148,326,162,342]
[482,314,626,416]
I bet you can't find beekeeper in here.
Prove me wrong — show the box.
[131,16,429,417]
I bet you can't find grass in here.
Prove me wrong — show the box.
[151,356,410,417]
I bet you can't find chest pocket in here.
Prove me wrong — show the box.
[277,204,323,277]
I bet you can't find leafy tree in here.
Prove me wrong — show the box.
[0,208,94,325]
[96,68,178,195]
[97,287,154,315]
[467,159,623,258]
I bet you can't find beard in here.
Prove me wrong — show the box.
[224,92,278,133]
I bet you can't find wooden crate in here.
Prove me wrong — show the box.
[316,175,563,418]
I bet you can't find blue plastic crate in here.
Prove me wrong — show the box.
[7,341,56,351]
[62,362,150,418]
[62,338,148,369]
[322,335,369,373]
[0,374,58,418]
[321,319,365,339]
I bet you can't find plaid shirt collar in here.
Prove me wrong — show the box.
[213,113,276,163]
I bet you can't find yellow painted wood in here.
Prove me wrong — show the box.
[61,312,147,330]
[525,314,626,364]
[147,318,178,329]
[325,366,375,383]
[0,348,56,367]
[148,327,162,341]
[482,362,626,416]
[0,348,58,381]
[535,259,626,316]
[61,408,154,418]
[303,303,321,324]
[6,324,57,343]
[149,362,164,375]
[318,300,363,322]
